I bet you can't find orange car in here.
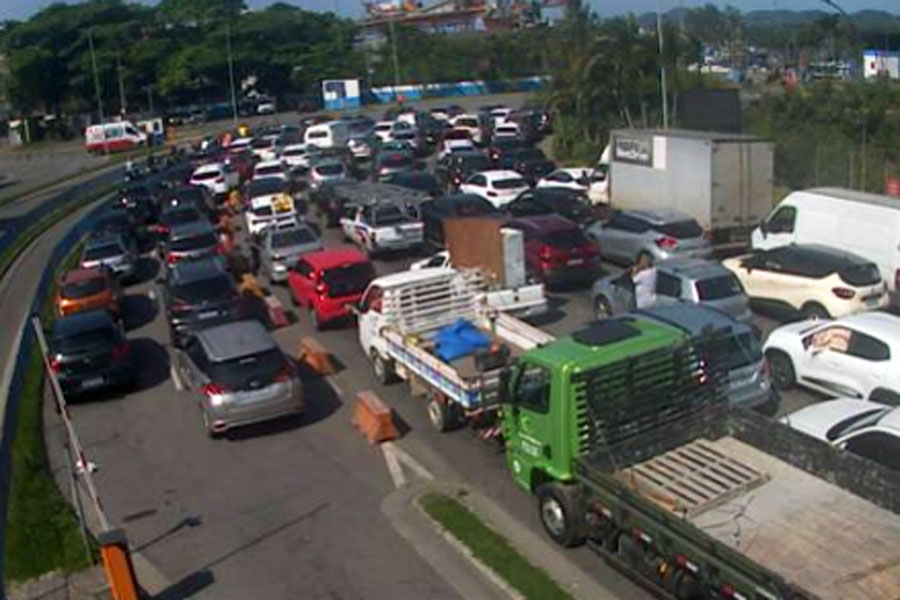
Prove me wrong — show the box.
[55,267,122,318]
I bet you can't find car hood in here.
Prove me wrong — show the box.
[781,398,887,442]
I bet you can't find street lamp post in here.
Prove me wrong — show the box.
[388,17,402,102]
[657,0,669,129]
[226,22,239,127]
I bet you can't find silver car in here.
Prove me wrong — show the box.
[175,320,303,437]
[585,209,710,265]
[259,221,323,283]
[81,234,137,282]
[591,257,752,323]
[639,303,776,413]
[164,221,220,265]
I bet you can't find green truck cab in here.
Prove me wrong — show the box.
[499,316,900,600]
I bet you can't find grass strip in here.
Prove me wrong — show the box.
[5,241,94,581]
[0,184,115,280]
[419,492,576,600]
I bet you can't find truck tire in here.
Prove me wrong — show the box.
[371,351,397,385]
[765,349,796,391]
[594,296,613,319]
[427,395,464,432]
[535,482,587,548]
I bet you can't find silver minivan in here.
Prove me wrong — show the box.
[175,320,304,437]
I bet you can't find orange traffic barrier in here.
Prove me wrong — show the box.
[265,295,288,328]
[352,390,398,444]
[99,529,140,600]
[299,336,334,375]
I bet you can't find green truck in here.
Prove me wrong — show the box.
[499,316,900,600]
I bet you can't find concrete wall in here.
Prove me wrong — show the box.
[367,76,545,104]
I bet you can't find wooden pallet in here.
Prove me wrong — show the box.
[616,438,770,518]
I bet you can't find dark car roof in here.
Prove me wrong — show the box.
[196,320,276,362]
[434,194,501,215]
[526,188,587,204]
[760,244,875,274]
[509,214,578,233]
[637,303,752,338]
[52,309,115,337]
[169,221,216,240]
[168,257,228,284]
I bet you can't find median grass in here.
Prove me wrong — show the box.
[419,492,576,600]
[5,241,94,582]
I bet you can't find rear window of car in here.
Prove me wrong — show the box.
[696,274,744,301]
[315,163,344,176]
[460,156,491,171]
[282,148,306,157]
[62,277,107,299]
[839,262,882,287]
[251,138,275,148]
[372,206,409,226]
[654,219,703,239]
[698,331,762,371]
[164,208,202,226]
[455,118,478,128]
[381,155,411,169]
[256,166,283,176]
[172,275,236,303]
[543,228,589,248]
[192,169,220,181]
[171,232,217,252]
[323,262,376,297]
[175,188,204,204]
[206,348,287,390]
[247,179,286,198]
[53,326,118,354]
[84,243,123,261]
[271,228,316,248]
[494,178,527,190]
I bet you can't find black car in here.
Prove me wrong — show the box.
[372,151,414,182]
[113,186,160,226]
[434,152,493,192]
[508,149,555,185]
[166,186,215,216]
[156,202,207,238]
[381,170,442,198]
[50,309,135,397]
[92,211,142,255]
[160,258,244,347]
[487,138,527,166]
[419,194,504,250]
[500,147,549,170]
[505,188,597,227]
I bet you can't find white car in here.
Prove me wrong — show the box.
[538,168,608,205]
[764,311,900,402]
[251,135,282,162]
[782,398,900,471]
[438,138,475,160]
[256,101,276,115]
[252,160,288,182]
[189,163,239,196]
[449,114,485,145]
[489,107,512,128]
[492,122,521,141]
[373,120,409,143]
[226,137,253,155]
[280,143,314,169]
[723,244,887,320]
[410,251,450,270]
[340,202,424,257]
[458,170,530,208]
[244,178,298,237]
[309,160,349,190]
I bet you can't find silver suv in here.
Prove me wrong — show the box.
[174,320,304,437]
[591,257,752,323]
[81,234,137,283]
[585,209,710,265]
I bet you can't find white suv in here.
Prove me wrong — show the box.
[723,244,887,320]
[189,163,239,197]
[764,311,900,402]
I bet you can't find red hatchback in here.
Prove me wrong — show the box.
[287,248,376,329]
[506,215,600,287]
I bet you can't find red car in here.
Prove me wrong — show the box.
[505,215,600,287]
[287,248,376,329]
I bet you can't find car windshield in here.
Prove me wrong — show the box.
[271,228,316,248]
[655,220,703,239]
[543,228,589,248]
[839,262,882,287]
[53,326,118,354]
[696,274,744,300]
[825,408,892,441]
[323,262,376,297]
[84,243,123,260]
[316,163,344,176]
[247,179,286,197]
[192,170,220,181]
[698,331,762,371]
[171,232,217,252]
[206,349,287,391]
[256,166,283,176]
[460,156,491,171]
[163,208,202,226]
[282,148,305,157]
[172,275,236,304]
[62,278,107,299]
[494,178,527,190]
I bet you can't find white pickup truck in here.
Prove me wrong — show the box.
[357,267,554,431]
[411,251,547,319]
[340,201,424,257]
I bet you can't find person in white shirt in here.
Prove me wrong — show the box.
[631,253,657,309]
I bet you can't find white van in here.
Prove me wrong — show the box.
[303,121,350,149]
[752,187,900,293]
[84,121,146,153]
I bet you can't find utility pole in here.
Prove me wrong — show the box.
[88,29,105,124]
[116,52,127,116]
[388,17,402,100]
[226,22,239,127]
[144,84,154,115]
[657,0,669,129]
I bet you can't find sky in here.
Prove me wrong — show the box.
[1,0,898,22]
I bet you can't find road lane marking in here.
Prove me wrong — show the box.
[381,441,435,489]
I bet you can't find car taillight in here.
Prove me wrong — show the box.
[215,176,225,183]
[110,342,130,362]
[539,245,566,266]
[49,357,61,373]
[273,363,294,382]
[655,236,678,250]
[203,382,227,396]
[156,224,170,235]
[832,287,855,299]
[167,253,181,264]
